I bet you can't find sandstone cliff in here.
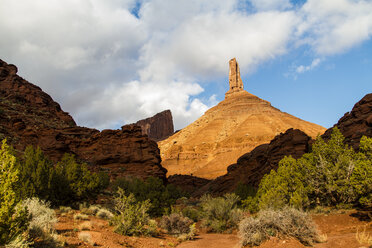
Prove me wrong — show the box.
[158,58,326,179]
[192,129,311,196]
[134,110,174,141]
[0,59,166,181]
[193,93,372,196]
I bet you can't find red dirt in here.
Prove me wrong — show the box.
[55,210,371,248]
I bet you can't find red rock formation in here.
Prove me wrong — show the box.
[0,59,166,181]
[322,93,372,149]
[193,129,311,196]
[167,174,211,195]
[134,110,174,141]
[192,93,372,196]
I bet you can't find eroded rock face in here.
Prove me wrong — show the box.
[0,59,166,181]
[193,129,311,196]
[193,93,372,196]
[322,93,372,149]
[225,58,244,98]
[159,59,326,179]
[167,174,211,195]
[134,110,174,141]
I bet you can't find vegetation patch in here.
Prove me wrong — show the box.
[110,188,157,236]
[199,193,242,233]
[239,207,321,247]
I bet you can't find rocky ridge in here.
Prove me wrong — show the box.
[0,59,166,181]
[159,58,326,179]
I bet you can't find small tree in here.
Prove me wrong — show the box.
[110,188,156,236]
[0,140,29,245]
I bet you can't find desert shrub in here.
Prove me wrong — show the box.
[0,140,30,246]
[257,156,310,210]
[16,146,55,202]
[239,207,321,247]
[234,182,256,202]
[22,198,62,248]
[73,213,89,221]
[96,208,114,220]
[15,147,109,206]
[181,206,200,222]
[110,188,157,236]
[112,176,184,216]
[199,193,242,233]
[78,232,95,246]
[54,153,106,202]
[252,128,372,210]
[160,213,193,236]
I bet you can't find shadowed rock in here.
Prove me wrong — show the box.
[0,59,167,181]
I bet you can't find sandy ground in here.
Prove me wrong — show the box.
[55,210,371,248]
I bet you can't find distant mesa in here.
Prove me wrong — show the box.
[133,110,174,141]
[158,58,326,179]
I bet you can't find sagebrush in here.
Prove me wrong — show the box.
[110,188,157,236]
[239,207,321,247]
[199,193,242,233]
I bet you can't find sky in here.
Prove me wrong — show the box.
[0,0,371,131]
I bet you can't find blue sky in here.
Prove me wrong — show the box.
[0,0,371,130]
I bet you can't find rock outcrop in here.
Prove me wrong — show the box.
[167,174,211,196]
[193,129,311,196]
[193,93,372,196]
[0,59,166,181]
[134,110,174,141]
[158,58,326,179]
[225,58,244,98]
[322,93,372,149]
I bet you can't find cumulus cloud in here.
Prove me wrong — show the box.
[298,0,372,55]
[0,0,372,130]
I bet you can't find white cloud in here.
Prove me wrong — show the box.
[0,0,372,130]
[250,0,292,11]
[298,0,372,55]
[296,58,322,73]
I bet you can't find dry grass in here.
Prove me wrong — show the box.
[73,213,89,221]
[356,225,372,246]
[96,208,114,219]
[239,207,321,247]
[78,232,95,246]
[79,221,93,231]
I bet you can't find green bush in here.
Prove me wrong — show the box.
[0,140,30,246]
[199,193,242,233]
[16,146,54,202]
[112,176,183,216]
[234,182,256,202]
[252,128,372,210]
[15,147,109,206]
[239,207,321,247]
[110,188,157,236]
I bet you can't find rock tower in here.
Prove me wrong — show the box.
[225,58,244,98]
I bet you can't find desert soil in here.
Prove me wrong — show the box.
[56,210,371,248]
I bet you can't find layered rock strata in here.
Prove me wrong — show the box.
[159,58,326,179]
[194,93,372,196]
[0,59,166,181]
[193,129,311,196]
[134,110,174,141]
